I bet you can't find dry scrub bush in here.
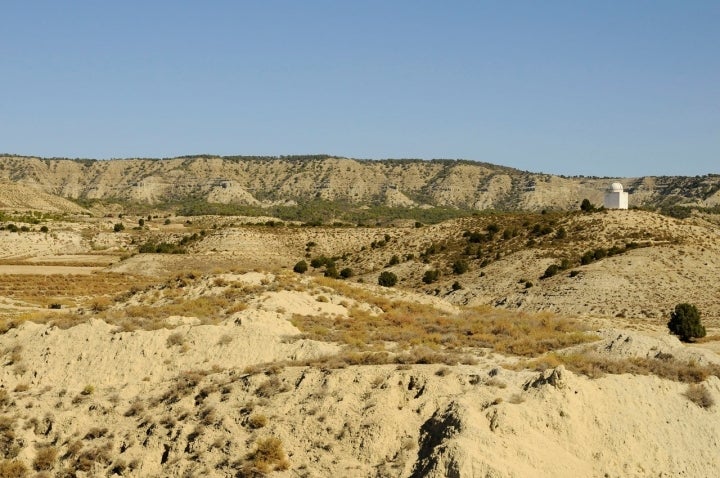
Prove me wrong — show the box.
[292,300,595,358]
[158,370,209,405]
[32,446,57,471]
[522,353,720,383]
[124,399,145,417]
[0,459,27,478]
[249,347,478,373]
[72,441,113,473]
[0,416,18,459]
[239,437,290,475]
[255,377,289,398]
[685,384,714,409]
[166,332,185,347]
[106,295,232,329]
[247,414,268,429]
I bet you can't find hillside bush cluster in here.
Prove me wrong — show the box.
[0,224,31,233]
[580,242,642,265]
[138,231,205,254]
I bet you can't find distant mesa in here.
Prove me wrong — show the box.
[604,182,629,209]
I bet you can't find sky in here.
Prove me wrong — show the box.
[1,1,718,177]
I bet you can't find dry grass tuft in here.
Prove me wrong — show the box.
[166,332,186,347]
[239,437,290,475]
[255,377,289,398]
[685,383,715,409]
[247,414,268,429]
[0,459,27,478]
[32,446,57,471]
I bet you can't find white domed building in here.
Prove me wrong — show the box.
[604,182,629,209]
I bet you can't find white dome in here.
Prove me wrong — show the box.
[609,182,624,192]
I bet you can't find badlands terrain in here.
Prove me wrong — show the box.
[1,154,720,212]
[0,159,719,477]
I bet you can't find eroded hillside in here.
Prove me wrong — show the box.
[2,155,719,213]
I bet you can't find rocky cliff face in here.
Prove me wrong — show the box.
[1,155,718,210]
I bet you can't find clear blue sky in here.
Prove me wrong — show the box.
[1,1,718,176]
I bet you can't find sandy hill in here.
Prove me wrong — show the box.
[0,270,718,477]
[1,155,719,212]
[0,203,719,476]
[0,181,87,214]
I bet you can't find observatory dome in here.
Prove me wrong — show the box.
[610,182,624,192]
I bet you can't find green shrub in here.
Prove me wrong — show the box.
[422,270,440,284]
[685,383,714,408]
[668,303,706,342]
[452,260,468,275]
[580,250,595,265]
[378,271,397,287]
[113,223,124,232]
[387,255,400,267]
[466,231,483,243]
[580,199,596,212]
[310,256,332,268]
[340,268,353,279]
[541,264,560,279]
[293,261,308,274]
[324,265,339,279]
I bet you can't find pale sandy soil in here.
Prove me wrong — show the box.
[0,276,718,477]
[0,211,718,476]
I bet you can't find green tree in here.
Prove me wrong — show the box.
[293,260,308,274]
[378,271,397,287]
[668,303,706,342]
[340,267,353,279]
